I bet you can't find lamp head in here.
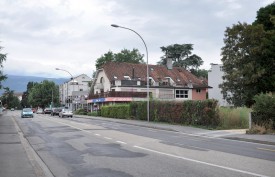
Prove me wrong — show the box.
[55,68,60,70]
[111,24,120,28]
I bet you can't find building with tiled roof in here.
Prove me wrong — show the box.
[88,62,211,108]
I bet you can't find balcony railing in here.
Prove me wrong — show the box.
[88,91,148,99]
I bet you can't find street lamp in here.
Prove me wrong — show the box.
[111,24,150,122]
[55,68,76,110]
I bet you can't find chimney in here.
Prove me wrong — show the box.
[132,67,135,79]
[166,58,172,70]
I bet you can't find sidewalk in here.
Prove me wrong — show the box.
[0,114,36,177]
[75,114,275,146]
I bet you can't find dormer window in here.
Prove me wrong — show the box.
[123,76,131,80]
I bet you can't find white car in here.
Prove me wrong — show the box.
[59,109,73,118]
[36,108,44,114]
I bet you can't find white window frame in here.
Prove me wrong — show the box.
[175,89,188,98]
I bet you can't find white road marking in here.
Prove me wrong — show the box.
[95,134,101,136]
[116,141,127,144]
[133,146,269,177]
[104,137,112,140]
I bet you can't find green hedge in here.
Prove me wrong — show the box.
[129,99,220,127]
[101,104,130,119]
[74,108,87,115]
[100,100,220,127]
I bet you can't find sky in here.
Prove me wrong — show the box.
[0,0,274,79]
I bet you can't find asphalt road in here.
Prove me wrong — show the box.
[7,111,275,177]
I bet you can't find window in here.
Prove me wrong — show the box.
[196,89,201,93]
[175,90,188,98]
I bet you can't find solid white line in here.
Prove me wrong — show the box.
[104,137,112,140]
[116,141,127,144]
[95,134,101,136]
[133,146,269,177]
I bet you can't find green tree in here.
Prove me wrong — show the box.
[0,44,7,89]
[157,44,203,70]
[95,48,144,69]
[220,22,275,107]
[21,82,36,108]
[190,69,208,79]
[1,87,14,108]
[28,80,59,108]
[95,51,114,70]
[253,2,275,31]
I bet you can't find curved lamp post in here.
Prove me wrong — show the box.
[111,24,150,122]
[55,68,75,110]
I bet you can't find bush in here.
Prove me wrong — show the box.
[88,112,99,117]
[101,104,130,119]
[130,99,220,127]
[74,108,87,115]
[252,93,275,129]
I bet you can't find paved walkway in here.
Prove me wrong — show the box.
[75,114,275,145]
[0,113,37,177]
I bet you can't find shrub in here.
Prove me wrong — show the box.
[75,108,87,115]
[101,104,130,119]
[88,112,98,117]
[252,93,275,129]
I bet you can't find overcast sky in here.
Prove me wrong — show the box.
[0,0,273,78]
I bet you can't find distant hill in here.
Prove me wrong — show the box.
[0,75,67,95]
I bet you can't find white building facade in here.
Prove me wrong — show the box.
[58,74,91,110]
[208,64,231,107]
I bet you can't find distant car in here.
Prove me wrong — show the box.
[36,108,44,114]
[44,108,52,114]
[59,109,73,118]
[21,108,34,118]
[51,108,62,116]
[10,108,15,111]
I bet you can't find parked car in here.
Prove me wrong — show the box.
[36,108,44,114]
[10,108,15,111]
[59,108,73,118]
[51,108,62,116]
[44,108,52,114]
[21,108,34,118]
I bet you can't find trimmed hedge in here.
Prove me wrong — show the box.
[101,99,220,127]
[101,104,130,119]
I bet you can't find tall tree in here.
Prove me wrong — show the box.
[28,80,59,108]
[157,44,203,70]
[220,22,275,107]
[253,2,275,31]
[21,82,36,108]
[1,87,14,108]
[95,48,144,69]
[0,44,7,89]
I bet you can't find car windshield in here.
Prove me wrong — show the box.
[23,108,32,112]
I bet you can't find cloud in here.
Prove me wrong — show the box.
[0,0,273,78]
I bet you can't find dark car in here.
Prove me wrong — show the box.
[51,108,62,116]
[44,108,52,114]
[21,108,34,118]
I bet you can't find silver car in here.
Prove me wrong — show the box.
[21,108,34,118]
[59,109,73,118]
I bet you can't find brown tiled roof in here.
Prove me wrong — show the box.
[102,62,209,88]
